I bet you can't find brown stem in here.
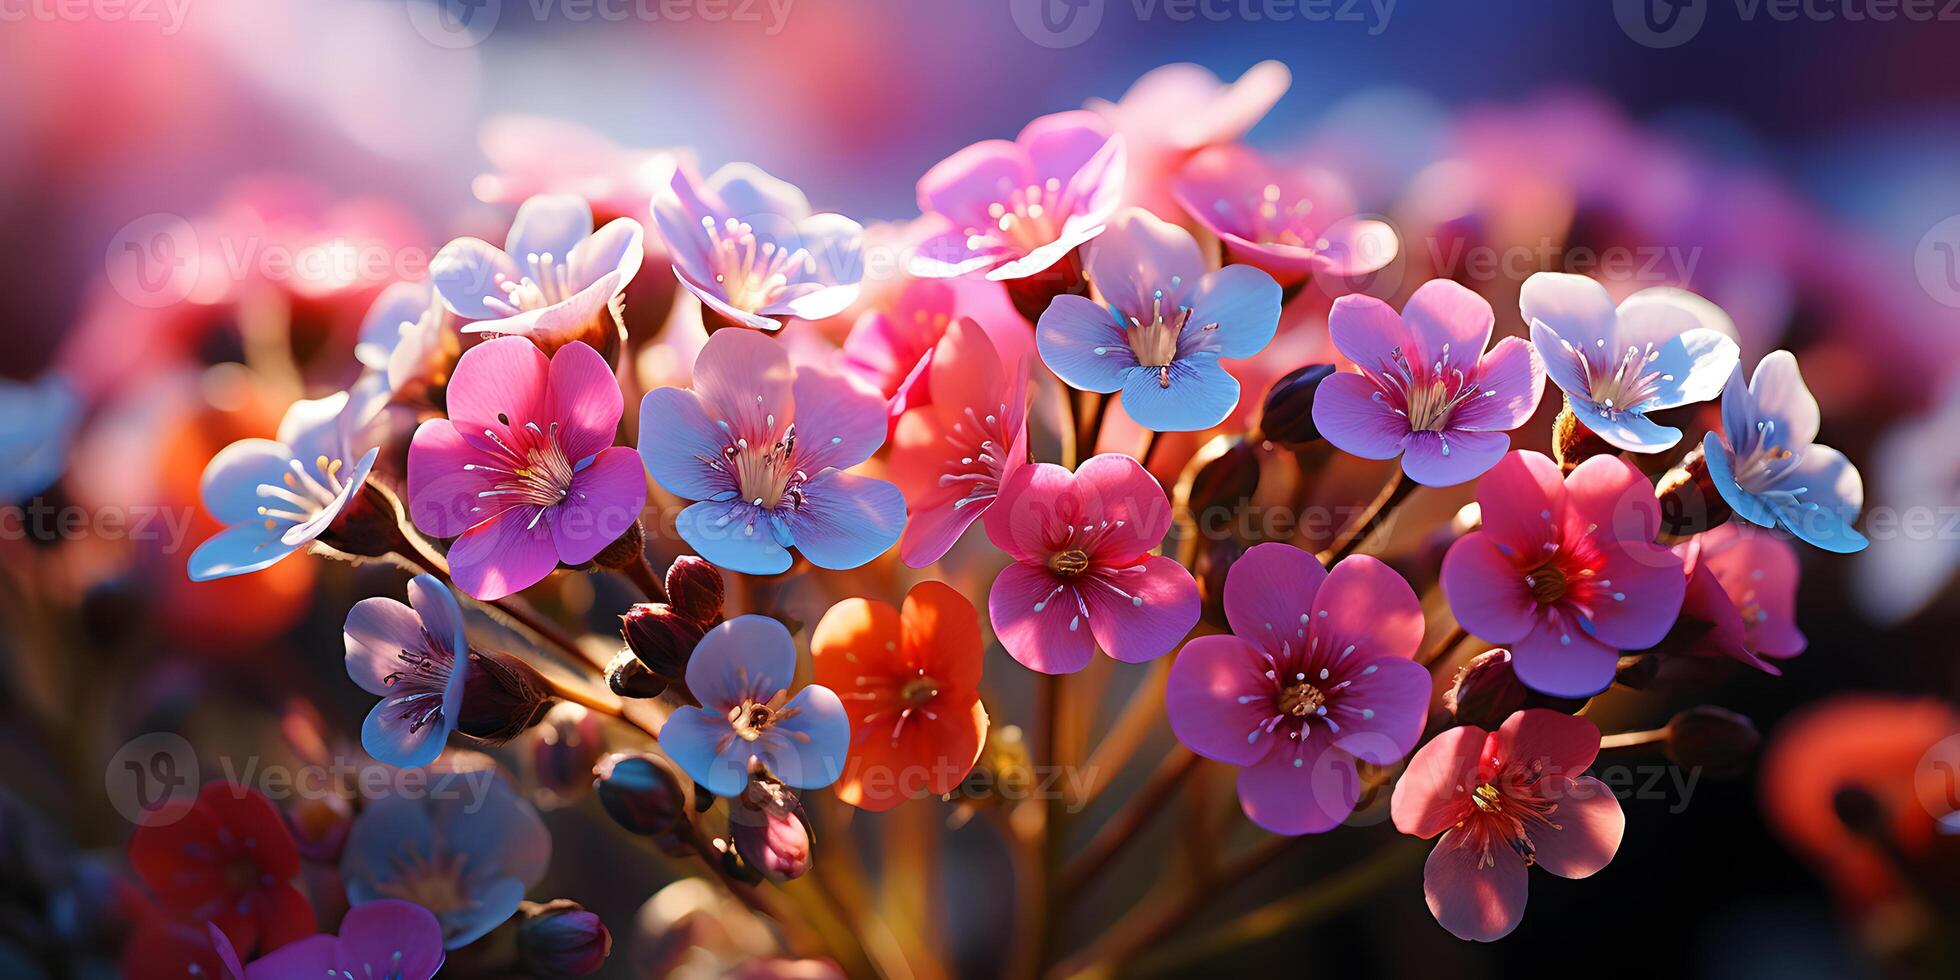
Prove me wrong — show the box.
[1036,670,1070,972]
[1417,624,1470,669]
[1060,746,1200,901]
[1318,468,1418,563]
[622,551,668,602]
[382,512,602,672]
[543,674,629,721]
[1076,658,1171,808]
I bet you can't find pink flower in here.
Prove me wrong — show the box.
[910,110,1124,283]
[983,454,1198,674]
[1391,710,1624,942]
[888,317,1029,568]
[1681,521,1806,669]
[406,337,646,600]
[1312,280,1546,487]
[1166,544,1430,835]
[1086,61,1291,216]
[1171,143,1398,287]
[839,279,960,420]
[1440,451,1685,697]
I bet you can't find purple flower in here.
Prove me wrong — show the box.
[431,194,644,350]
[638,329,905,575]
[1170,143,1398,288]
[910,110,1124,282]
[213,900,445,980]
[343,574,469,769]
[1703,350,1866,553]
[1167,545,1430,835]
[406,337,647,600]
[1311,279,1546,486]
[658,615,850,798]
[652,163,864,332]
[1521,272,1738,453]
[1036,207,1280,432]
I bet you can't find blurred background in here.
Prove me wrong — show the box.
[4,0,1960,977]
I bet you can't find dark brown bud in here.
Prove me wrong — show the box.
[1258,364,1336,445]
[729,780,812,883]
[593,752,686,836]
[1552,403,1619,473]
[1187,438,1262,516]
[456,648,553,744]
[590,520,647,571]
[621,603,706,678]
[517,899,612,978]
[664,555,725,624]
[1656,445,1732,541]
[1445,649,1588,729]
[605,648,668,699]
[1663,705,1760,779]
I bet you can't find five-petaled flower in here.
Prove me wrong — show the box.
[406,337,647,600]
[431,193,644,354]
[639,328,906,575]
[1703,349,1867,553]
[840,278,962,421]
[653,162,864,332]
[210,900,445,980]
[1167,545,1430,835]
[1441,451,1685,698]
[983,453,1199,674]
[812,581,990,812]
[126,782,316,959]
[1037,207,1281,432]
[343,573,470,769]
[1391,709,1624,942]
[660,614,851,798]
[1312,279,1546,486]
[1521,272,1738,453]
[1171,143,1398,288]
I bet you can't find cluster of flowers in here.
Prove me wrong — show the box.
[145,61,1870,974]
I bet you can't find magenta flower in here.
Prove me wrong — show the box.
[1391,710,1624,942]
[1441,451,1685,698]
[1312,279,1546,486]
[840,278,960,420]
[983,454,1198,674]
[887,316,1030,567]
[639,329,905,575]
[1680,521,1806,671]
[212,900,444,980]
[430,194,644,351]
[1167,545,1429,835]
[652,162,864,332]
[910,110,1124,283]
[1171,143,1398,287]
[406,337,646,600]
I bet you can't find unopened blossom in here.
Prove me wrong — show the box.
[1312,279,1545,486]
[407,337,645,599]
[1171,144,1398,286]
[212,900,445,980]
[887,318,1029,567]
[343,573,470,769]
[653,162,863,331]
[1391,709,1624,942]
[188,390,381,581]
[983,453,1199,674]
[1086,60,1291,215]
[658,615,850,798]
[431,193,644,353]
[126,782,315,958]
[341,770,550,948]
[1704,350,1867,553]
[1167,545,1429,835]
[911,110,1124,284]
[812,581,990,811]
[1521,272,1738,453]
[1037,207,1280,432]
[638,329,905,575]
[1441,451,1684,698]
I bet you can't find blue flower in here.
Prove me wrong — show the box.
[343,574,470,769]
[1520,273,1738,453]
[658,615,850,798]
[187,390,383,581]
[1704,351,1867,554]
[0,374,79,504]
[1036,207,1279,432]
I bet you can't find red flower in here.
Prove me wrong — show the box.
[127,781,315,959]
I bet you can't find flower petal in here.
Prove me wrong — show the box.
[1235,742,1359,836]
[1311,371,1410,460]
[200,439,299,526]
[638,387,737,502]
[1508,615,1619,698]
[1186,263,1280,359]
[187,523,299,582]
[1530,775,1624,878]
[688,614,797,710]
[1519,272,1617,350]
[1494,708,1603,774]
[1313,555,1425,664]
[1086,208,1205,316]
[758,685,851,791]
[343,597,423,696]
[1440,532,1537,644]
[547,340,624,463]
[430,238,522,321]
[1401,278,1494,370]
[1401,429,1508,487]
[1327,293,1413,371]
[505,194,593,267]
[788,368,887,473]
[446,507,559,600]
[1117,353,1239,432]
[989,563,1096,674]
[1450,336,1544,433]
[1166,634,1281,766]
[1424,831,1529,942]
[1037,294,1132,394]
[445,336,551,434]
[360,696,447,769]
[551,447,646,565]
[1474,450,1566,557]
[675,499,792,575]
[1391,724,1485,838]
[1082,556,1199,664]
[1221,541,1328,651]
[406,419,498,539]
[780,470,906,571]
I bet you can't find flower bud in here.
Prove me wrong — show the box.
[605,648,668,699]
[621,603,706,679]
[590,520,647,571]
[1258,364,1336,445]
[456,648,553,744]
[1552,403,1618,473]
[664,555,725,624]
[729,780,812,883]
[1445,649,1588,729]
[517,899,613,978]
[1663,705,1760,779]
[1656,445,1732,540]
[1187,438,1261,516]
[594,752,686,836]
[531,703,608,808]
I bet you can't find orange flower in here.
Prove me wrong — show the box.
[812,581,989,811]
